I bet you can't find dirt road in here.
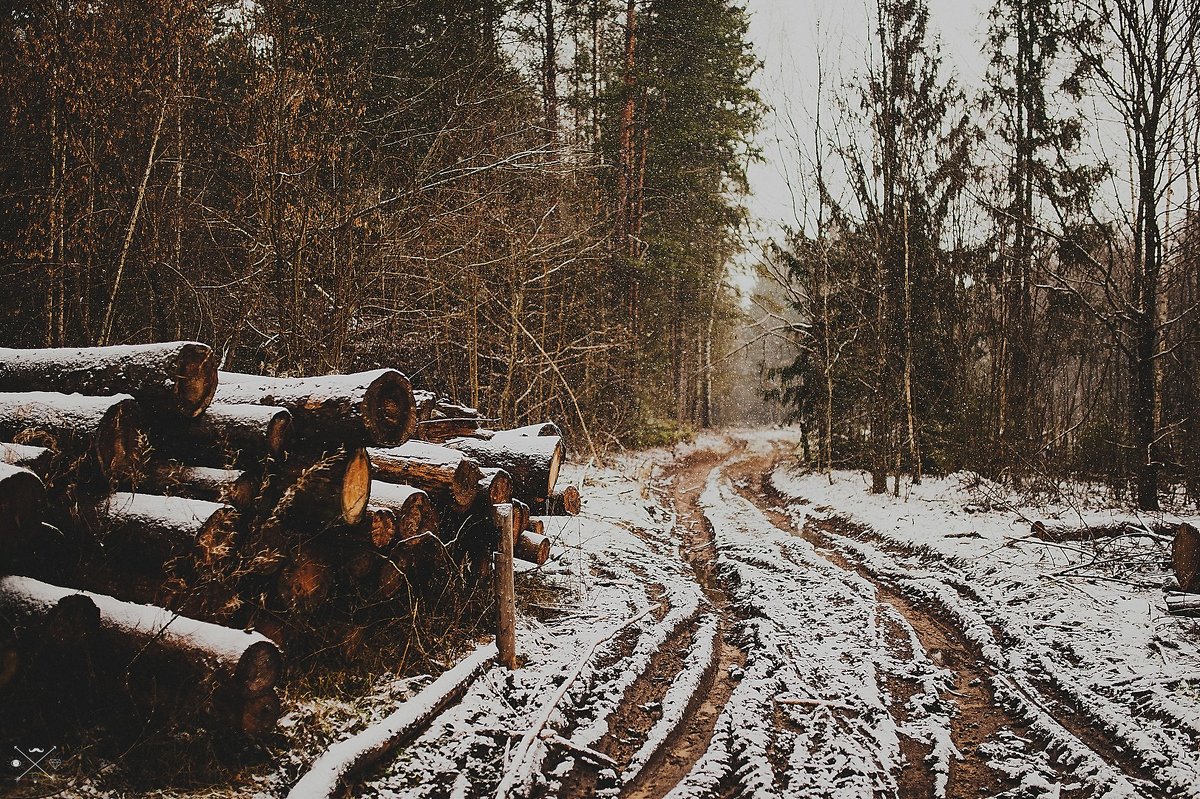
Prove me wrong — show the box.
[357,430,1194,799]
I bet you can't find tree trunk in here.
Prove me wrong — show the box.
[0,462,47,540]
[533,483,580,516]
[0,342,217,418]
[367,481,434,541]
[0,442,55,479]
[275,448,372,527]
[516,530,551,565]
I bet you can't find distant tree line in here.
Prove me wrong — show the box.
[771,0,1200,509]
[0,0,760,447]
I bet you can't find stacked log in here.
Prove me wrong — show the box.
[0,340,580,744]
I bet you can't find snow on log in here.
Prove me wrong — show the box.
[0,342,218,418]
[1174,523,1200,593]
[0,583,100,651]
[515,531,550,565]
[534,484,581,516]
[215,369,416,446]
[0,442,54,480]
[367,481,432,540]
[277,448,372,527]
[368,441,482,510]
[155,403,293,464]
[494,421,564,440]
[1031,519,1173,542]
[0,392,143,478]
[94,492,239,567]
[0,462,46,536]
[0,576,281,698]
[445,435,563,503]
[144,462,259,510]
[286,641,496,799]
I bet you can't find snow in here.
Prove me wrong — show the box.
[103,491,228,530]
[770,463,1200,797]
[0,390,134,429]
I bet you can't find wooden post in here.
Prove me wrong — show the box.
[494,503,518,669]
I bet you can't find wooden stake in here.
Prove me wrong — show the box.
[494,503,517,670]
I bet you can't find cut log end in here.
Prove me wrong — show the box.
[265,410,294,458]
[96,397,144,478]
[364,370,417,446]
[515,531,551,566]
[342,448,372,525]
[236,639,283,697]
[198,507,241,566]
[1174,523,1200,593]
[176,343,219,418]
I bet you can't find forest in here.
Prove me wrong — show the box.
[0,0,760,453]
[768,0,1200,511]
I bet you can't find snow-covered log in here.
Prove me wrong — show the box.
[478,467,513,507]
[368,441,482,509]
[515,530,550,565]
[277,448,372,527]
[1031,519,1173,542]
[0,342,218,418]
[155,403,293,464]
[494,421,564,440]
[526,517,545,537]
[0,576,281,699]
[0,583,100,652]
[0,442,54,480]
[0,462,46,535]
[1174,523,1200,593]
[145,462,259,510]
[0,392,143,478]
[445,435,563,503]
[533,484,581,516]
[215,369,416,446]
[93,492,239,568]
[286,641,495,799]
[367,481,433,540]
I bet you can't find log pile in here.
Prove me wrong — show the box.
[0,341,583,740]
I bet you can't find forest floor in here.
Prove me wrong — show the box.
[42,429,1200,798]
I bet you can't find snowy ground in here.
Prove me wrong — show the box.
[59,428,1199,798]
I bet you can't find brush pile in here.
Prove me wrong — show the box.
[0,342,580,737]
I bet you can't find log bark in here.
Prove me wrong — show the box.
[0,576,281,698]
[156,403,293,464]
[0,619,17,692]
[534,484,581,516]
[144,462,259,510]
[416,417,482,443]
[215,369,416,446]
[0,442,54,480]
[0,462,47,538]
[527,517,545,537]
[276,449,372,527]
[93,492,239,568]
[368,441,482,510]
[0,392,143,478]
[516,531,550,566]
[0,342,218,418]
[446,435,563,503]
[1175,523,1200,593]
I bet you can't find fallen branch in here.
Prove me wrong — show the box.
[494,602,662,799]
[287,642,497,799]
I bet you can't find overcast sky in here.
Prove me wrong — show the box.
[741,0,992,239]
